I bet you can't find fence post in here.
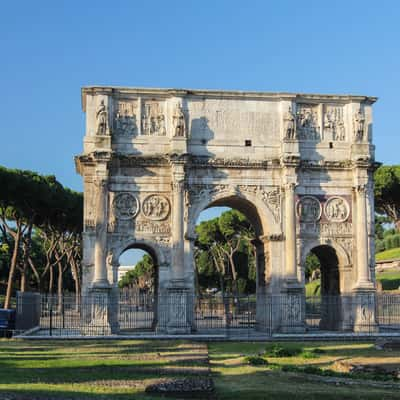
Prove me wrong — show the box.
[49,300,53,337]
[62,298,65,329]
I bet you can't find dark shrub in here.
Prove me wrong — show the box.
[264,344,302,357]
[245,355,268,366]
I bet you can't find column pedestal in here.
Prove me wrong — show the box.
[166,287,191,334]
[279,288,305,333]
[83,287,112,336]
[352,289,379,333]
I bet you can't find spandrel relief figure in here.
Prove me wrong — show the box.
[173,103,186,137]
[284,107,296,140]
[354,108,365,141]
[96,99,108,135]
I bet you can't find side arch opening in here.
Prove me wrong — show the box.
[117,243,159,331]
[305,244,344,331]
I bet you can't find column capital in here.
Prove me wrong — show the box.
[259,233,285,243]
[283,182,297,192]
[353,184,367,194]
[93,176,109,189]
[171,180,185,193]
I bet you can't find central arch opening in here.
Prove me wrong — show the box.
[117,244,159,331]
[194,195,268,331]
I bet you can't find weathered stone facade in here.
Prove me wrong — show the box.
[75,87,378,333]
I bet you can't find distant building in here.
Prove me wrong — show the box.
[118,265,134,282]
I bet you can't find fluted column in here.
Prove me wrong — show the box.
[355,184,373,288]
[284,183,298,284]
[171,168,185,285]
[93,178,109,287]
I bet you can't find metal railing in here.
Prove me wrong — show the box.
[24,292,400,337]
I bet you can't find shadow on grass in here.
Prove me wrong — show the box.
[0,358,211,385]
[0,388,163,400]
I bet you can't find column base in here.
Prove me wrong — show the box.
[91,280,111,290]
[283,277,303,292]
[352,281,375,292]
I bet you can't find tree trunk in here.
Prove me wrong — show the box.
[49,265,54,295]
[228,254,240,298]
[4,224,21,309]
[19,225,33,293]
[28,257,41,288]
[20,270,26,292]
[212,251,230,327]
[57,259,63,313]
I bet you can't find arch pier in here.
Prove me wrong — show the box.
[76,87,378,335]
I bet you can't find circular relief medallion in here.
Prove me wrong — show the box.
[113,193,139,220]
[324,196,350,223]
[142,194,170,221]
[296,196,322,222]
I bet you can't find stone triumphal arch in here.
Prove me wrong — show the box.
[75,86,378,334]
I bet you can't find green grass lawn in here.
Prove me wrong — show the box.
[0,339,207,399]
[376,247,400,262]
[305,280,320,296]
[1,340,400,399]
[209,341,400,400]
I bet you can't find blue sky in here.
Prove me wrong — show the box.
[1,0,399,266]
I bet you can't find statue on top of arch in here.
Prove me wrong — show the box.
[173,103,186,137]
[96,99,108,135]
[354,108,365,142]
[283,107,296,140]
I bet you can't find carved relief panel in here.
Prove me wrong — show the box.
[113,100,138,136]
[141,101,166,136]
[108,191,171,237]
[187,184,282,224]
[324,196,350,223]
[323,105,345,141]
[113,192,140,220]
[296,196,322,222]
[142,195,170,221]
[296,104,320,140]
[297,195,352,238]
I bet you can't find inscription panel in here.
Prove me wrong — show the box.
[188,100,280,141]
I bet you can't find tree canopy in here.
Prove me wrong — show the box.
[118,254,154,291]
[0,166,83,308]
[195,209,256,296]
[374,165,400,230]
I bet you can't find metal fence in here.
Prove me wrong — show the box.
[19,292,400,337]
